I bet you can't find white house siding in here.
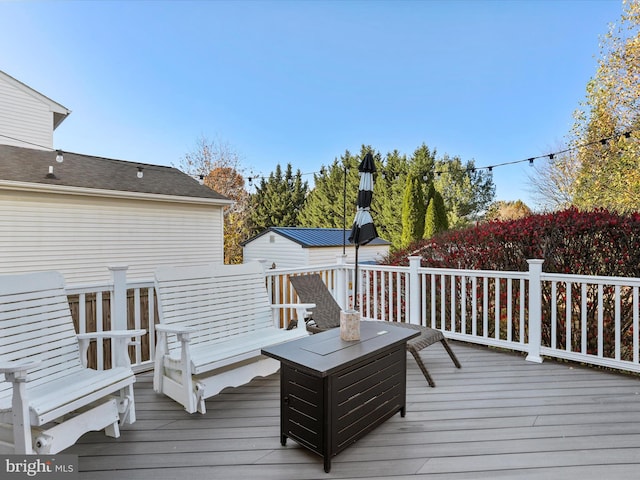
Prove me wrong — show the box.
[0,79,54,150]
[242,233,306,269]
[0,189,224,284]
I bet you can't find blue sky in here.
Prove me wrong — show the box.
[0,0,624,207]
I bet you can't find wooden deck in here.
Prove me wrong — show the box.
[69,341,640,479]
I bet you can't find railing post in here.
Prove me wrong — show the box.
[109,265,129,331]
[408,256,422,325]
[335,255,348,310]
[526,259,544,363]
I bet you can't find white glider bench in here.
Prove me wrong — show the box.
[153,261,313,414]
[0,271,145,454]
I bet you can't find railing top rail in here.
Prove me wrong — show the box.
[66,279,155,295]
[418,266,528,280]
[266,264,344,277]
[541,271,640,287]
[358,264,409,273]
[66,282,113,295]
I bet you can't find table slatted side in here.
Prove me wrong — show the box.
[333,348,406,453]
[281,367,324,455]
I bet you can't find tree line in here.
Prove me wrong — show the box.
[177,140,494,263]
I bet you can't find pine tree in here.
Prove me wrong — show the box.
[424,189,448,239]
[376,150,409,250]
[298,150,361,229]
[248,163,308,235]
[401,175,425,248]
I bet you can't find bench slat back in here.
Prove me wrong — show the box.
[0,271,83,400]
[154,262,274,352]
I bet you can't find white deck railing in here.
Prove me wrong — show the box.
[66,267,156,372]
[68,258,640,374]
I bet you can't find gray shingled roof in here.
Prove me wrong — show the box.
[241,227,391,248]
[0,144,230,201]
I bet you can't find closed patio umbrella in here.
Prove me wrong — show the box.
[348,151,378,309]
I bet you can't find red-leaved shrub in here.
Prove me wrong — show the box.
[385,208,640,277]
[382,208,640,362]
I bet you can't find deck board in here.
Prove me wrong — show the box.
[69,342,640,479]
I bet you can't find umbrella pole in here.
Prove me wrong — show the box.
[354,244,359,310]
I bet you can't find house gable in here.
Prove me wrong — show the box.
[0,70,71,150]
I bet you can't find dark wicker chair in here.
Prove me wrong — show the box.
[289,273,461,387]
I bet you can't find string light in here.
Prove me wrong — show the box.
[261,130,636,183]
[237,130,636,189]
[3,129,633,186]
[433,130,634,176]
[0,134,157,180]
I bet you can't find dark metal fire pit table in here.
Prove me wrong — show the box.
[262,321,419,473]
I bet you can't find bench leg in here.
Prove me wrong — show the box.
[195,382,206,414]
[408,348,436,387]
[117,384,136,425]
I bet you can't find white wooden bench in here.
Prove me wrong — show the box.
[0,271,145,454]
[153,261,313,414]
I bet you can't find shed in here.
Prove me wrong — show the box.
[241,227,391,269]
[0,70,231,284]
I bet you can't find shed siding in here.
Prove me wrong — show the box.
[0,190,224,284]
[307,245,389,265]
[0,79,53,150]
[242,233,306,269]
[243,232,390,268]
[307,246,348,266]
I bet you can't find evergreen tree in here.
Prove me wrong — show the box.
[298,150,361,229]
[401,175,425,247]
[409,144,437,188]
[376,150,409,250]
[248,163,308,236]
[424,189,448,238]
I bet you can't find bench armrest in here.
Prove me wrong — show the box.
[155,324,198,336]
[77,329,146,341]
[77,329,146,369]
[0,360,42,378]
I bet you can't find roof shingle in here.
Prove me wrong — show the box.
[0,144,229,202]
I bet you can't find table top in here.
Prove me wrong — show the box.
[262,321,419,377]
